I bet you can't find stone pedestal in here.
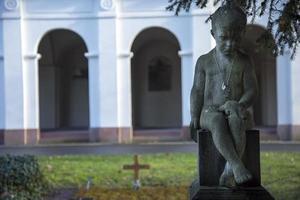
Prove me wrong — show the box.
[189,130,274,200]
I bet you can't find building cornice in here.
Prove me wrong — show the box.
[117,10,210,19]
[2,10,210,20]
[0,13,21,19]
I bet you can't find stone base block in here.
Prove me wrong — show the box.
[26,129,40,145]
[0,130,4,145]
[1,129,39,145]
[189,181,274,200]
[197,129,261,186]
[89,128,132,143]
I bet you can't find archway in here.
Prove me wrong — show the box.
[38,29,89,131]
[131,27,182,130]
[241,25,277,127]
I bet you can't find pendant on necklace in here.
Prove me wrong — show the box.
[222,82,227,90]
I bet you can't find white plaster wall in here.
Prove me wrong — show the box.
[291,51,300,124]
[98,17,119,127]
[2,14,25,129]
[120,0,167,12]
[0,19,4,129]
[120,17,191,53]
[23,0,97,14]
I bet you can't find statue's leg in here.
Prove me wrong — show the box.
[200,111,252,185]
[219,162,235,187]
[228,114,246,157]
[220,114,247,187]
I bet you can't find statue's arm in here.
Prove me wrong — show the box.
[238,59,258,109]
[190,57,205,129]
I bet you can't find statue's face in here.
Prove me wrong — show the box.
[212,25,244,56]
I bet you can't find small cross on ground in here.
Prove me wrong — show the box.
[123,154,150,189]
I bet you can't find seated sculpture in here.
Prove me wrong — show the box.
[190,2,258,187]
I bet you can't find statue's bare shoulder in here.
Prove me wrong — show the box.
[195,49,215,74]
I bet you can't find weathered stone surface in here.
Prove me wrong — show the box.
[197,129,261,186]
[189,185,274,200]
[189,129,274,200]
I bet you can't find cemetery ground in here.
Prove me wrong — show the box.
[39,152,300,200]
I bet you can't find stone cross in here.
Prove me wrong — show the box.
[123,155,150,189]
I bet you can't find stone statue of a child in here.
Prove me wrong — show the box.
[190,2,258,187]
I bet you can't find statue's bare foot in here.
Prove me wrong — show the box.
[219,170,236,187]
[233,165,252,184]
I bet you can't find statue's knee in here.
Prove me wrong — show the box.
[228,114,245,126]
[211,114,227,130]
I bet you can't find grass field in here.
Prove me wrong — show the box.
[39,152,300,200]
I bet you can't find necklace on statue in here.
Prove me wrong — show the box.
[213,49,234,98]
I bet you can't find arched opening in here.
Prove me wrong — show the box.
[38,29,90,134]
[241,25,277,127]
[131,27,182,131]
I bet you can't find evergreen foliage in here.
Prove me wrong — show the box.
[0,155,49,200]
[167,0,300,58]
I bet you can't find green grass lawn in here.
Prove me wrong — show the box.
[39,152,300,200]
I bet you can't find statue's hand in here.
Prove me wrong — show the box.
[190,118,200,130]
[190,118,200,143]
[219,101,246,120]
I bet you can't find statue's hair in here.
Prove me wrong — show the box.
[211,2,247,31]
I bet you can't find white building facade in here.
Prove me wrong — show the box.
[0,0,299,145]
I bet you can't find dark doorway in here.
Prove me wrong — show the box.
[38,29,89,131]
[131,27,182,130]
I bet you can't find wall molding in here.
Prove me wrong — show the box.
[24,53,41,60]
[178,50,193,57]
[84,52,99,58]
[17,10,210,21]
[118,52,133,58]
[23,12,116,20]
[117,10,211,19]
[0,13,21,19]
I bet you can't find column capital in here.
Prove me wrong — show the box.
[84,52,99,58]
[24,53,41,60]
[178,50,193,57]
[118,52,134,58]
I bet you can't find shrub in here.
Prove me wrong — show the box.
[0,154,49,200]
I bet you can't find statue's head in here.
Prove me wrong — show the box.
[211,2,247,55]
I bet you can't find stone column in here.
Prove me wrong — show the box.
[179,50,193,138]
[291,51,300,139]
[0,53,4,144]
[87,13,120,143]
[116,52,133,143]
[84,52,102,142]
[276,53,292,140]
[2,10,26,145]
[23,53,41,144]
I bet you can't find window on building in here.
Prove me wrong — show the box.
[148,56,172,91]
